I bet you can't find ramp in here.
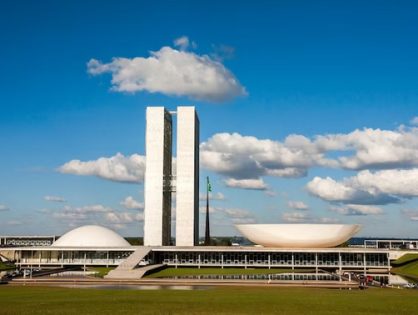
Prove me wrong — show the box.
[105,247,153,279]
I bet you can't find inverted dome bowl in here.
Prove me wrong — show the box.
[235,224,361,248]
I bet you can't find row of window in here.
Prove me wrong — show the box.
[153,252,389,266]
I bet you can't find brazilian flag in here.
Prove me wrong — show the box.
[207,176,212,192]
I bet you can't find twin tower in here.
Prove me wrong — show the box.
[144,106,199,247]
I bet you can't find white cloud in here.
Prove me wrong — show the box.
[58,153,145,183]
[317,217,340,223]
[223,208,256,224]
[410,117,418,126]
[44,195,66,202]
[120,196,144,210]
[288,200,309,210]
[315,127,418,170]
[201,127,418,186]
[200,132,333,182]
[199,192,226,201]
[330,204,383,216]
[282,212,339,223]
[282,212,310,223]
[307,169,418,205]
[87,43,246,102]
[224,178,267,190]
[223,208,253,219]
[0,204,9,211]
[105,211,144,224]
[50,203,144,228]
[173,36,196,50]
[52,204,112,221]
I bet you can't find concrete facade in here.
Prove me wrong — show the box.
[143,107,173,246]
[176,107,200,246]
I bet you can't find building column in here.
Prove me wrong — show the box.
[221,254,224,269]
[338,252,342,281]
[363,253,367,276]
[245,254,247,269]
[291,253,295,270]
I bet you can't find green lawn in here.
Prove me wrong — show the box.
[392,254,418,266]
[0,286,418,315]
[392,260,418,281]
[145,267,314,278]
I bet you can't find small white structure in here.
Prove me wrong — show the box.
[235,224,361,248]
[51,225,131,248]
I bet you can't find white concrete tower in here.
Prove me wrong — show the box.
[143,107,173,246]
[176,106,200,246]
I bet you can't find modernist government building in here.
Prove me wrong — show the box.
[1,106,417,283]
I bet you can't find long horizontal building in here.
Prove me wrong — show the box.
[11,246,392,272]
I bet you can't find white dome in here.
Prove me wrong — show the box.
[51,225,131,247]
[236,224,361,248]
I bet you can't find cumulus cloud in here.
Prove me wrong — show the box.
[315,127,418,170]
[224,178,267,190]
[173,36,196,50]
[44,195,66,202]
[282,212,311,223]
[330,204,383,216]
[0,204,9,211]
[200,132,334,183]
[120,196,144,210]
[50,203,144,228]
[223,208,256,224]
[105,211,144,224]
[282,212,339,223]
[58,153,145,183]
[307,169,418,205]
[52,204,112,221]
[288,200,309,210]
[87,41,246,102]
[200,127,418,188]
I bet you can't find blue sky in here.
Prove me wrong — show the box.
[1,0,418,237]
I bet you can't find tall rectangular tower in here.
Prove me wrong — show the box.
[143,107,172,246]
[176,106,200,246]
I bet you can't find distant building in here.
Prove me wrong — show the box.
[0,235,56,247]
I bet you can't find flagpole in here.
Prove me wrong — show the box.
[205,176,210,245]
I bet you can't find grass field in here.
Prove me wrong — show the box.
[145,267,313,278]
[392,254,418,266]
[392,260,418,281]
[0,286,418,315]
